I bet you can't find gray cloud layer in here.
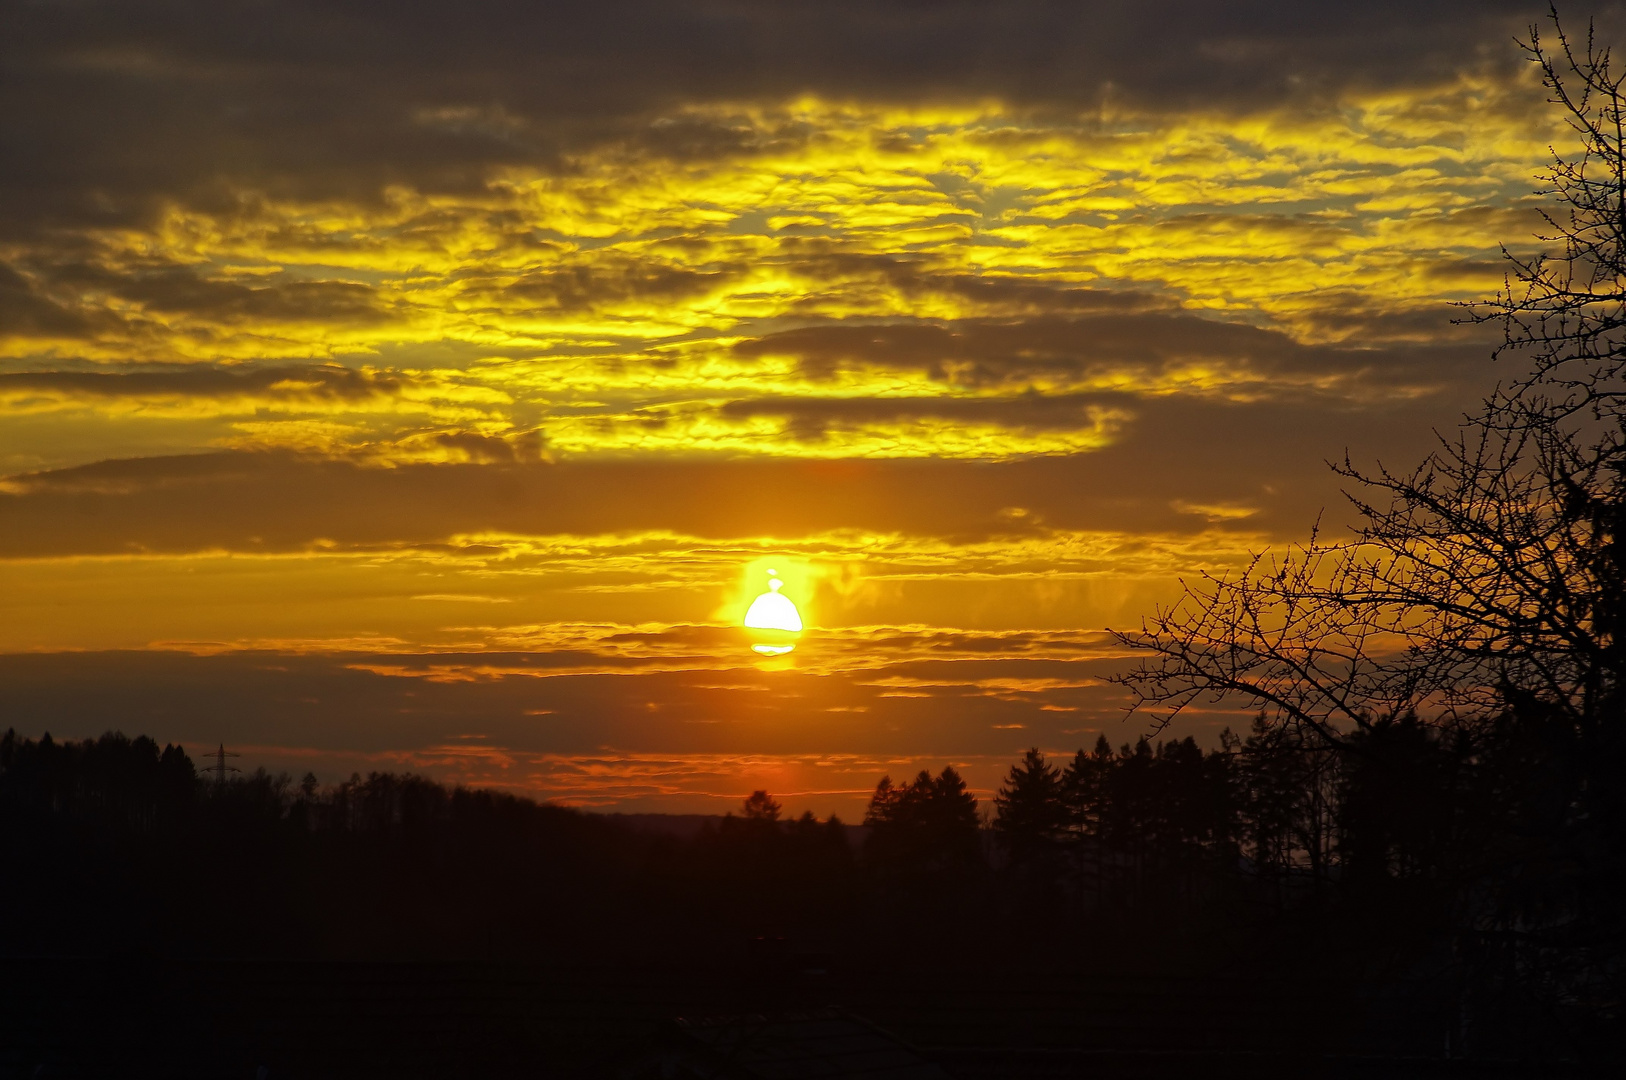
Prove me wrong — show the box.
[0,364,403,399]
[0,389,1457,556]
[735,313,1491,391]
[0,0,1552,237]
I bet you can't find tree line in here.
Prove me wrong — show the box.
[985,720,1478,907]
[0,722,1539,954]
[863,718,1492,938]
[0,721,1607,1056]
[0,723,1442,923]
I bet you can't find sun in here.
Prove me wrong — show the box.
[743,568,803,655]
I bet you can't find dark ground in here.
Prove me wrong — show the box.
[0,957,1600,1079]
[2,734,1617,1078]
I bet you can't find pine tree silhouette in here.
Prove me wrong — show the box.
[994,748,1067,862]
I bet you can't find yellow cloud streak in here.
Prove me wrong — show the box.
[0,78,1570,466]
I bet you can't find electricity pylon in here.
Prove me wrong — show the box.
[203,743,240,786]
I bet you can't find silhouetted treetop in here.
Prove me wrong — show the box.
[993,748,1067,861]
[863,767,980,877]
[742,790,782,822]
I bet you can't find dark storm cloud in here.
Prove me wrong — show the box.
[489,259,741,312]
[0,390,1455,556]
[107,270,390,324]
[3,258,393,346]
[0,0,1552,236]
[776,251,1174,316]
[431,429,545,464]
[734,313,1491,393]
[28,259,393,324]
[0,263,95,339]
[0,363,406,401]
[629,113,820,162]
[471,250,1172,322]
[897,277,1163,317]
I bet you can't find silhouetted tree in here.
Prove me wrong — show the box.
[1336,716,1461,891]
[0,728,197,831]
[863,767,981,880]
[1111,11,1626,1043]
[742,789,782,822]
[1062,736,1116,903]
[993,748,1067,862]
[1225,716,1339,906]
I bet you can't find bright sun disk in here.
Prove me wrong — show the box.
[744,568,802,655]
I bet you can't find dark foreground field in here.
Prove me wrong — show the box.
[0,957,1592,1079]
[2,730,1617,1078]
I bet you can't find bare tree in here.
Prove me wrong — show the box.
[1112,9,1626,761]
[1109,10,1626,1043]
[1487,8,1626,426]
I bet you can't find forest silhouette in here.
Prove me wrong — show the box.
[0,721,1610,1067]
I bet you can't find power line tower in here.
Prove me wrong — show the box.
[203,743,240,786]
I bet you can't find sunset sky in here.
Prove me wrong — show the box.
[0,1,1597,815]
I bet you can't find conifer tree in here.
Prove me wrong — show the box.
[993,748,1067,862]
[862,767,981,875]
[1063,736,1117,902]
